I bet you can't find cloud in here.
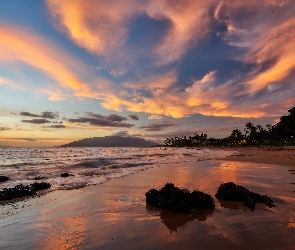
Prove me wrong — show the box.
[110,131,129,137]
[101,71,241,118]
[128,115,139,120]
[213,1,295,94]
[0,127,10,131]
[43,124,66,128]
[20,112,40,117]
[0,22,95,99]
[46,0,214,68]
[67,113,134,128]
[20,111,59,119]
[245,18,295,92]
[110,130,144,138]
[21,119,51,124]
[41,111,59,119]
[148,115,163,120]
[140,120,178,131]
[3,0,295,123]
[86,112,128,122]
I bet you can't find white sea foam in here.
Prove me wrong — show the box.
[0,147,236,192]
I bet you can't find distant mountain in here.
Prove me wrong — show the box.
[60,136,158,147]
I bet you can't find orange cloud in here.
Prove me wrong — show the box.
[123,70,177,92]
[46,0,214,66]
[46,0,133,55]
[44,0,295,119]
[245,18,295,92]
[101,71,268,118]
[0,23,94,99]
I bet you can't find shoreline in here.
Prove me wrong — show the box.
[1,149,295,249]
[223,146,295,167]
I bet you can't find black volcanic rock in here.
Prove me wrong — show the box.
[60,136,157,147]
[34,176,45,180]
[0,184,36,201]
[145,183,215,213]
[215,182,275,209]
[0,176,9,182]
[30,182,51,190]
[0,182,51,201]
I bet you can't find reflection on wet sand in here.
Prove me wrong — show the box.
[146,204,214,233]
[38,216,86,250]
[217,199,247,210]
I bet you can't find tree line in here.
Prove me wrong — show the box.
[164,107,295,147]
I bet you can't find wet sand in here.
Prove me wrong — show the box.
[1,155,295,249]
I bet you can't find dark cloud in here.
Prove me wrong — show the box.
[20,111,59,119]
[0,127,10,131]
[86,112,128,122]
[129,114,139,120]
[140,121,178,131]
[106,114,127,122]
[20,111,40,117]
[21,119,51,124]
[41,111,59,119]
[68,113,134,128]
[43,125,66,129]
[68,118,134,128]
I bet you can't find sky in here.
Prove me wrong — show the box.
[0,0,295,147]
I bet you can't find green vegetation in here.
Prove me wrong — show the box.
[164,107,295,147]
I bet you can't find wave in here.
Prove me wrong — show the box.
[0,147,236,195]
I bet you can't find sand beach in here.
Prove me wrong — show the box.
[225,146,295,167]
[1,147,295,249]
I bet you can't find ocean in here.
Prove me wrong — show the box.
[0,147,235,193]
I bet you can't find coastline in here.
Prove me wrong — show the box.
[1,149,295,249]
[224,146,295,167]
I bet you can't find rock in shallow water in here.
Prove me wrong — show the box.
[215,182,275,209]
[0,182,51,201]
[61,173,70,177]
[145,183,215,213]
[30,182,51,191]
[0,176,9,182]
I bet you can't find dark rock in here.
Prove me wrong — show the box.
[0,182,51,202]
[145,183,215,213]
[34,176,44,180]
[215,182,275,209]
[0,176,9,182]
[0,184,36,201]
[30,182,51,191]
[190,190,216,209]
[61,173,70,177]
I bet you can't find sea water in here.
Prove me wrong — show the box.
[0,147,235,193]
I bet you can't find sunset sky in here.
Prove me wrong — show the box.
[1,0,295,147]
